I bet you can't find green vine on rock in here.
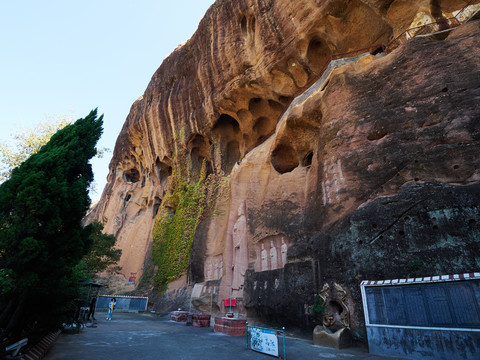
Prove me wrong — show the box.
[152,135,228,292]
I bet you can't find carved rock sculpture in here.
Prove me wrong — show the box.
[254,234,289,271]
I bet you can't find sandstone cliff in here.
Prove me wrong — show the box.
[86,0,480,335]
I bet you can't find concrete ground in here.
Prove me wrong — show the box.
[44,313,407,360]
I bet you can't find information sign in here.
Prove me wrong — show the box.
[362,277,480,329]
[250,327,279,357]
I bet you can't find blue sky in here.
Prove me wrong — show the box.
[0,0,214,200]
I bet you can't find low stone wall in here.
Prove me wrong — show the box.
[192,314,211,327]
[170,311,189,322]
[214,317,246,336]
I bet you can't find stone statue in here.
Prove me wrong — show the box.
[261,243,268,271]
[207,262,213,280]
[334,283,350,328]
[281,237,287,266]
[269,240,278,270]
[318,282,351,331]
[232,202,247,290]
[214,260,219,279]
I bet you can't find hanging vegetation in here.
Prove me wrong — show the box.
[152,136,228,292]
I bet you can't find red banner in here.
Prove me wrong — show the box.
[224,298,237,307]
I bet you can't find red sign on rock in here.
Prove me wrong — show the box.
[224,298,237,307]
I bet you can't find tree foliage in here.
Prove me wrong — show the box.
[0,115,110,186]
[0,110,103,341]
[81,222,122,276]
[0,116,72,182]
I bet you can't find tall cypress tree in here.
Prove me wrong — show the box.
[0,109,103,339]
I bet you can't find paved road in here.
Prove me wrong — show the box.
[45,313,406,360]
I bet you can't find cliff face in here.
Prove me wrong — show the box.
[87,0,480,334]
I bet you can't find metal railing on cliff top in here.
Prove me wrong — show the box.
[251,0,479,154]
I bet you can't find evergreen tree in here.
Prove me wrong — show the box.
[80,221,122,276]
[0,109,103,340]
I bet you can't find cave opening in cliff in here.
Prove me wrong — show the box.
[155,158,172,187]
[241,16,247,35]
[253,116,275,147]
[306,37,331,75]
[124,168,140,183]
[212,114,242,173]
[271,143,299,174]
[189,134,213,177]
[153,196,162,219]
[224,140,241,174]
[302,151,314,168]
[248,98,264,116]
[212,114,240,135]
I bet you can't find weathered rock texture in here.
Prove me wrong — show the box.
[86,0,480,337]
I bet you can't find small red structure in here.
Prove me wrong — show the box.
[214,317,246,336]
[128,272,137,283]
[192,314,211,327]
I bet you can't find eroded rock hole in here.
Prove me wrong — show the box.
[371,46,385,55]
[306,38,331,74]
[124,168,140,183]
[249,98,264,116]
[271,143,299,174]
[252,117,275,147]
[241,16,247,34]
[155,158,172,186]
[302,151,313,167]
[253,117,270,137]
[190,148,212,176]
[153,197,162,219]
[213,114,240,136]
[224,141,241,174]
[367,130,387,141]
[188,134,212,176]
[213,114,242,173]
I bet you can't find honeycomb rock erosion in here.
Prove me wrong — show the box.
[86,0,480,336]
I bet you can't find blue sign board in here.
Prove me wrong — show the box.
[361,273,480,360]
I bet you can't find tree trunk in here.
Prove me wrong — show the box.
[1,288,28,338]
[0,294,16,328]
